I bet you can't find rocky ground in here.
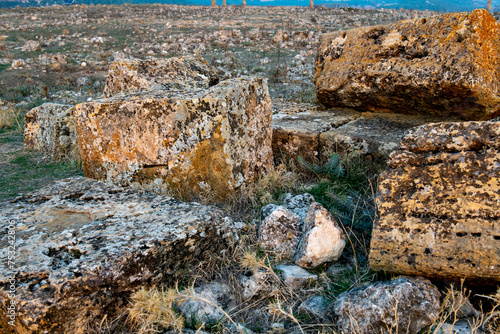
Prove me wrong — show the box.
[1,4,500,334]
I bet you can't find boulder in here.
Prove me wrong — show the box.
[333,277,440,334]
[102,56,221,97]
[21,40,41,52]
[74,76,273,201]
[24,103,79,160]
[295,202,346,268]
[260,193,315,221]
[0,177,242,333]
[370,122,500,282]
[314,9,500,120]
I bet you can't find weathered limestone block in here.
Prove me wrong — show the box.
[333,277,440,334]
[370,122,500,282]
[272,102,358,163]
[24,103,79,160]
[319,112,445,163]
[275,265,317,290]
[74,76,273,201]
[0,177,242,333]
[314,9,500,120]
[102,56,221,98]
[295,202,345,268]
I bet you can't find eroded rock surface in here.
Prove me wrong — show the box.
[333,277,440,334]
[370,122,500,282]
[258,206,301,255]
[295,202,346,268]
[0,177,242,333]
[24,103,79,160]
[102,56,221,98]
[74,76,273,201]
[314,9,500,120]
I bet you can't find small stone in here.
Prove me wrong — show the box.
[297,295,331,319]
[276,265,317,290]
[258,206,301,255]
[295,202,346,268]
[21,40,41,51]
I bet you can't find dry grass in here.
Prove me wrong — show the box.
[0,106,23,130]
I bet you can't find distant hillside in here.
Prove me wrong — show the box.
[0,0,497,12]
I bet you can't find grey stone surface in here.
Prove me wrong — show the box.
[275,265,317,290]
[258,206,301,256]
[333,277,440,334]
[178,282,235,326]
[297,295,331,319]
[0,177,242,333]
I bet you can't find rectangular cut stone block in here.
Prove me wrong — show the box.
[314,9,500,120]
[370,122,500,282]
[24,103,79,160]
[74,77,273,201]
[102,56,221,98]
[319,113,447,163]
[0,177,242,333]
[272,102,359,163]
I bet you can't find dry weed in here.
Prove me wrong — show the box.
[0,106,23,130]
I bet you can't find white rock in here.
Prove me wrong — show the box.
[276,265,317,290]
[295,202,346,268]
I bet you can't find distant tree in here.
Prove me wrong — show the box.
[487,0,492,12]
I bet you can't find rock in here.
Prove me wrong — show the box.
[297,295,331,319]
[240,270,274,300]
[333,277,440,334]
[178,282,235,327]
[21,40,41,52]
[295,202,346,268]
[370,122,500,282]
[282,193,315,221]
[74,76,273,202]
[272,102,444,166]
[0,177,242,333]
[10,59,26,69]
[319,112,448,164]
[24,103,79,160]
[438,321,485,334]
[275,265,317,290]
[314,9,500,120]
[102,56,221,98]
[260,193,315,221]
[258,206,301,256]
[273,29,289,44]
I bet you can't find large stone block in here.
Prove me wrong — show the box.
[102,56,221,98]
[24,103,79,160]
[74,77,273,201]
[370,121,500,282]
[0,177,242,333]
[314,9,500,120]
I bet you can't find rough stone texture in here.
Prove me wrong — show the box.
[178,282,235,326]
[272,102,445,165]
[24,103,79,160]
[240,270,274,300]
[439,321,485,334]
[102,56,221,98]
[370,122,500,282]
[314,9,500,120]
[275,265,317,290]
[21,40,41,52]
[74,76,273,201]
[258,206,301,255]
[295,202,346,268]
[319,112,448,163]
[0,177,242,333]
[333,277,440,334]
[260,193,315,221]
[297,295,331,320]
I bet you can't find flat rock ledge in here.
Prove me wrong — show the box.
[272,101,449,165]
[370,121,500,282]
[0,177,242,333]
